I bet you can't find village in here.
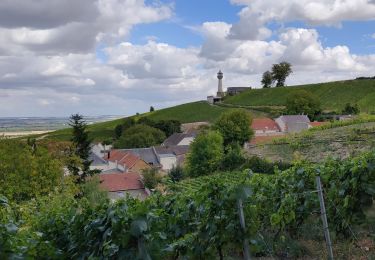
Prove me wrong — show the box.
[92,70,355,201]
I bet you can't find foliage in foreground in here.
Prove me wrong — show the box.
[1,150,374,258]
[0,139,64,203]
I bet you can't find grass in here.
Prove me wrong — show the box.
[225,79,375,113]
[144,101,233,123]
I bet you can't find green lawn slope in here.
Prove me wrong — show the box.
[224,79,375,113]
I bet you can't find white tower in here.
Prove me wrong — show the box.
[217,70,224,97]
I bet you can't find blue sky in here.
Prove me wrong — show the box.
[0,0,375,117]
[132,1,375,54]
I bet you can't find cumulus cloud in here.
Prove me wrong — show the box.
[0,0,172,54]
[228,0,375,40]
[0,0,375,117]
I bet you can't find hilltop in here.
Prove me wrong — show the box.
[224,79,375,113]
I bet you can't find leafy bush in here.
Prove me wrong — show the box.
[242,156,291,174]
[0,139,64,203]
[114,124,166,148]
[168,165,185,182]
[286,90,321,120]
[213,109,253,146]
[221,143,246,171]
[186,131,224,177]
[342,103,360,115]
[142,168,160,189]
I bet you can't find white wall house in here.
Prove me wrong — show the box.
[177,137,195,146]
[157,154,177,171]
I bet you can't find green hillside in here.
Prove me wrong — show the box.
[44,101,262,142]
[225,79,375,113]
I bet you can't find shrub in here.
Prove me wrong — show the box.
[213,109,253,146]
[242,156,291,174]
[142,168,160,189]
[114,124,166,148]
[168,165,185,182]
[286,90,321,120]
[186,131,224,177]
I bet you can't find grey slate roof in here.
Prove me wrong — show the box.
[154,145,190,156]
[89,152,108,166]
[278,115,311,124]
[120,148,160,167]
[162,132,197,146]
[277,115,311,133]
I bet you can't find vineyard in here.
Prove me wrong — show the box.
[248,121,375,163]
[1,150,374,259]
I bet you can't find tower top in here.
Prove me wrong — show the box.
[217,70,223,79]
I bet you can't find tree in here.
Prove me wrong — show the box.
[114,124,123,139]
[213,109,253,146]
[138,118,181,137]
[221,143,245,171]
[69,114,96,184]
[286,90,321,120]
[142,168,160,190]
[114,124,166,148]
[271,62,292,87]
[150,106,155,112]
[123,117,136,130]
[168,165,185,182]
[0,139,63,202]
[342,103,360,115]
[186,131,224,177]
[153,120,181,137]
[261,70,273,88]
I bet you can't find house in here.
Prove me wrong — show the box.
[99,171,148,200]
[207,95,223,104]
[251,118,280,135]
[154,145,190,170]
[227,87,251,96]
[91,143,112,158]
[162,132,197,146]
[122,145,190,171]
[103,150,151,173]
[275,115,311,133]
[121,147,161,168]
[89,152,113,171]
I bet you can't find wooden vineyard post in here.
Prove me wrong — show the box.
[316,176,334,260]
[238,198,251,260]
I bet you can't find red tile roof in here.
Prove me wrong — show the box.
[104,150,140,169]
[99,172,144,192]
[251,118,280,131]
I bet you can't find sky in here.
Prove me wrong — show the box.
[0,0,375,117]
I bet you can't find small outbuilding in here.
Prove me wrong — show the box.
[275,115,311,133]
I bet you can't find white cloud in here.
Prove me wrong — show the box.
[0,0,375,117]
